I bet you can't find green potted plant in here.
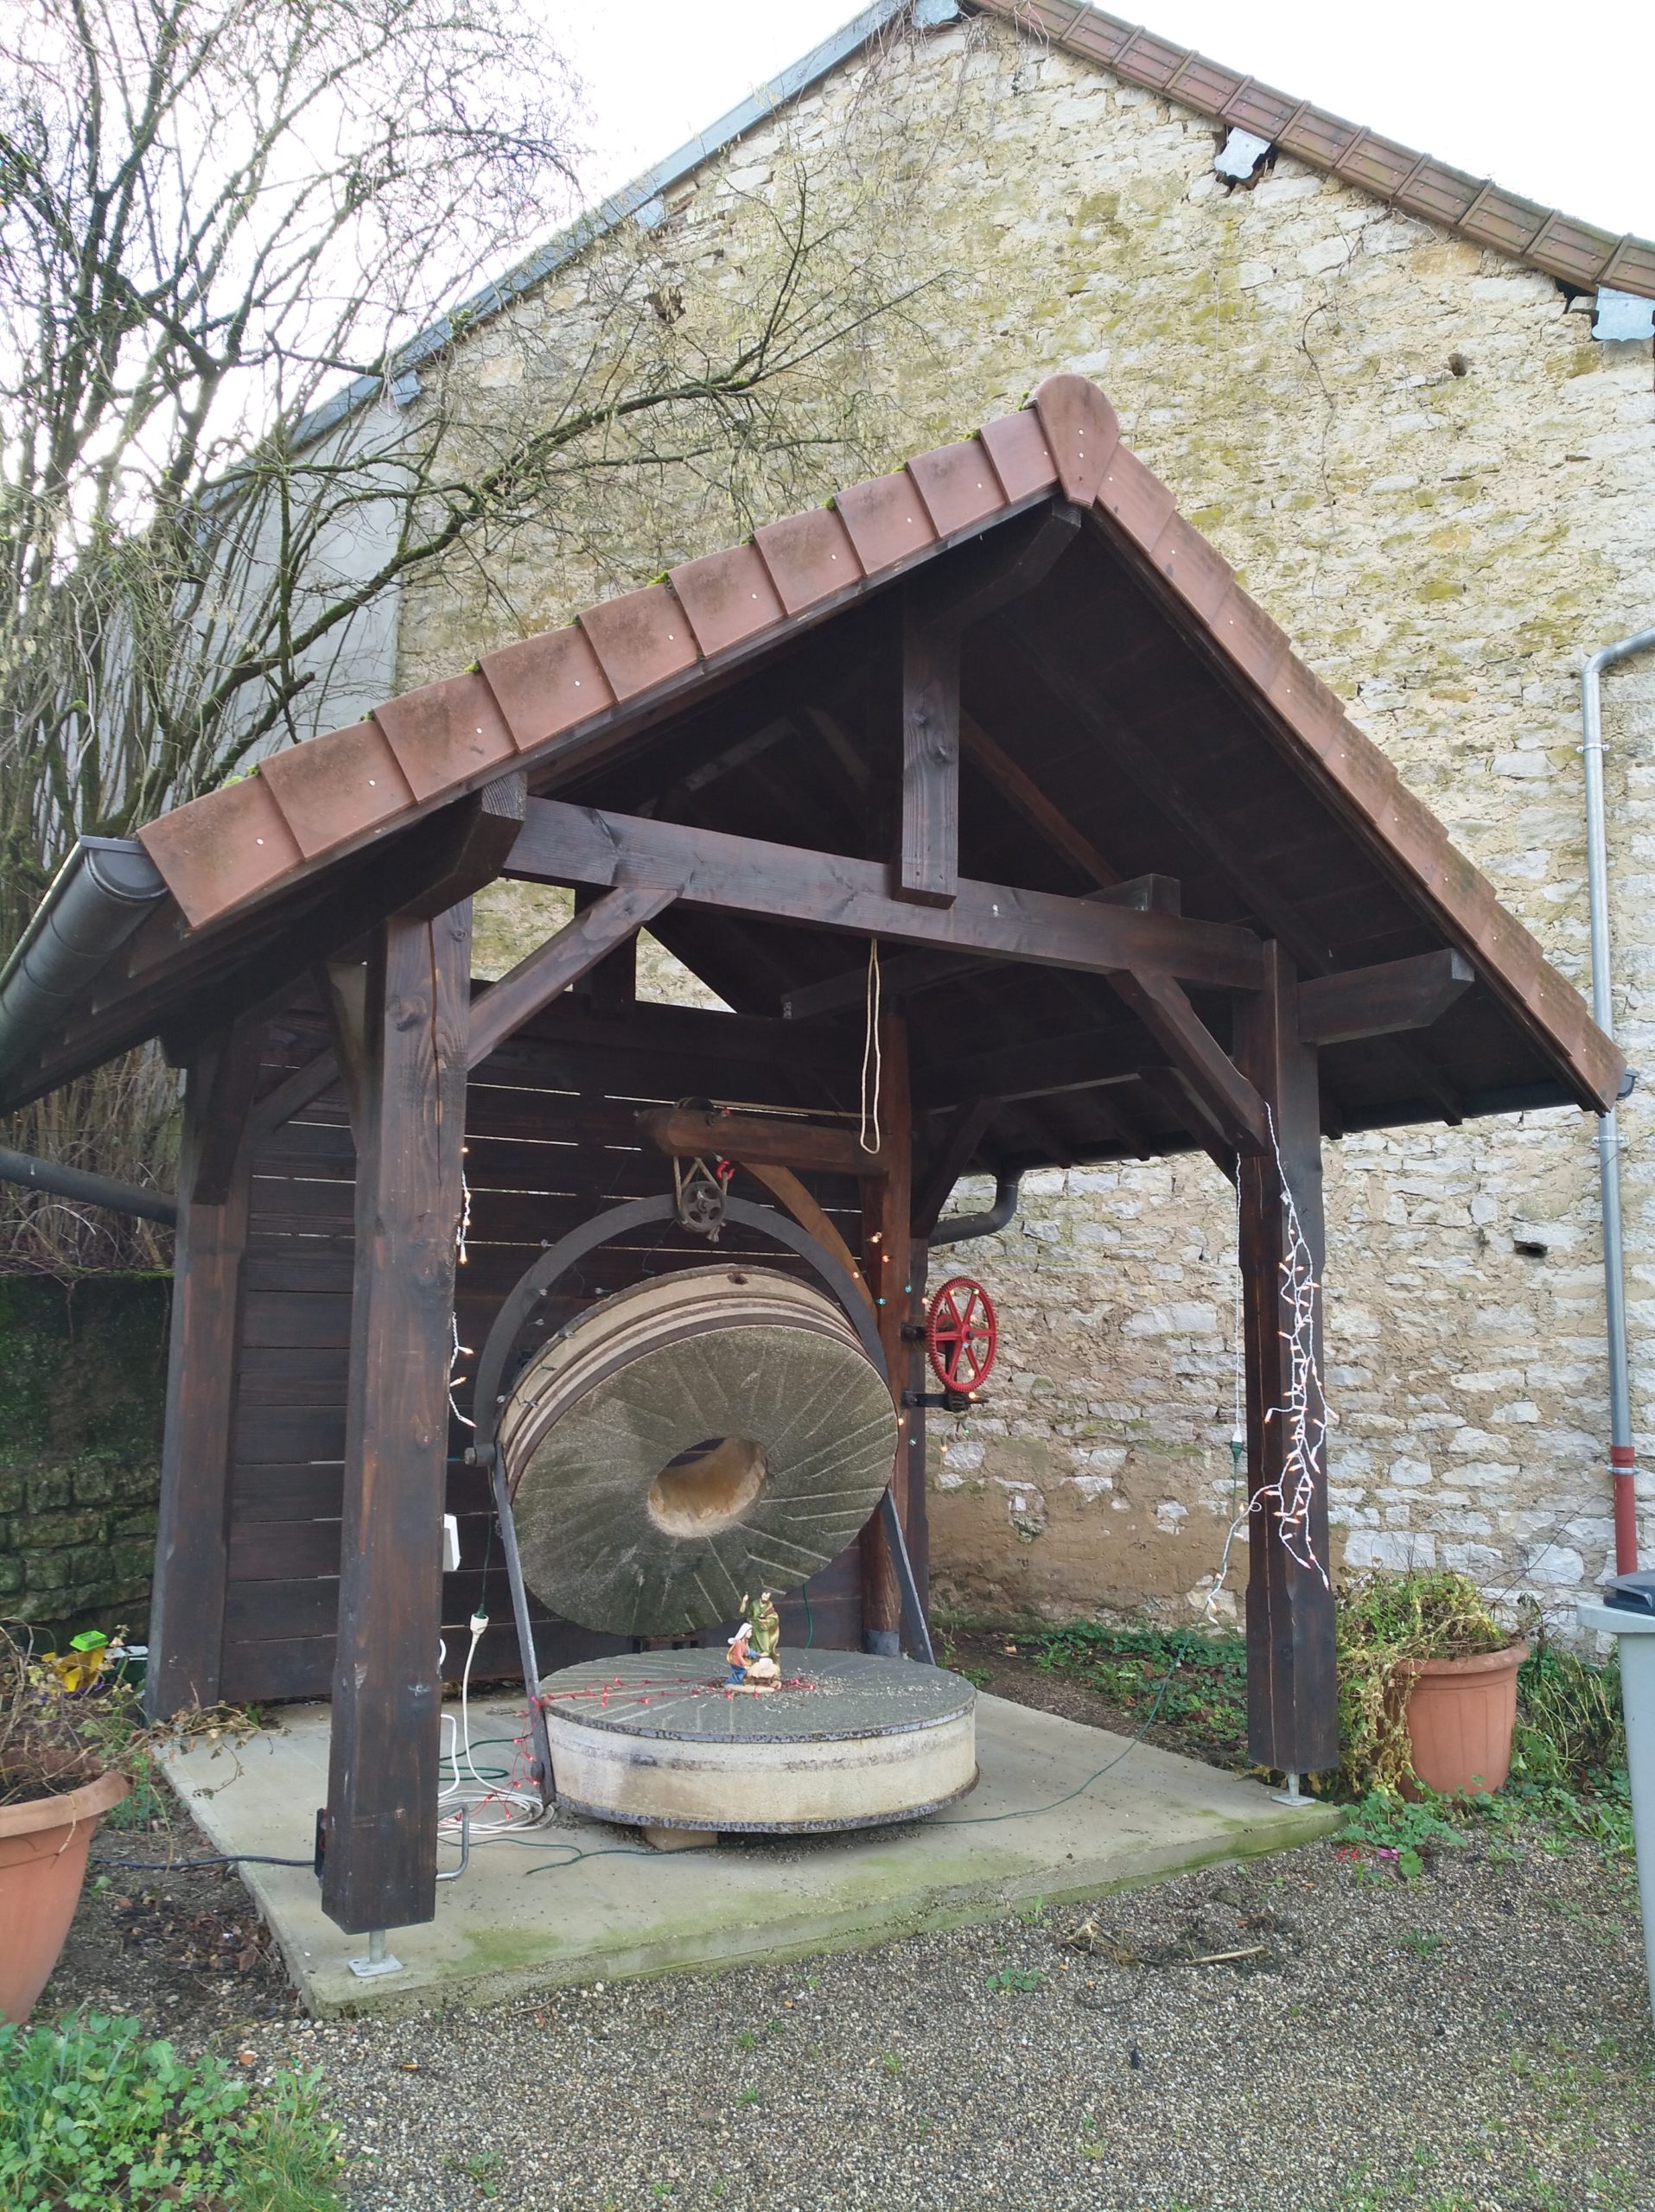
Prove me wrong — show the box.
[1338,1569,1527,1799]
[0,1626,130,2024]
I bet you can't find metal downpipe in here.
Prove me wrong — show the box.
[928,1170,1022,1248]
[1582,625,1655,1573]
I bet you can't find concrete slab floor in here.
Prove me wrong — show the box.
[163,1691,1337,2018]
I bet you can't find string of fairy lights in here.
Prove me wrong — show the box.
[1195,1105,1332,1624]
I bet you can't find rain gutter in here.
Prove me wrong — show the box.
[1582,625,1655,1574]
[0,837,169,1098]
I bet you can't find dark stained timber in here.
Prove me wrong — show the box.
[466,880,679,1069]
[506,799,1265,992]
[1235,943,1338,1777]
[859,1015,916,1650]
[321,902,471,1936]
[900,602,960,907]
[146,1020,265,1719]
[1297,950,1474,1046]
[637,1104,888,1179]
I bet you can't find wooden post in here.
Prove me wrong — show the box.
[859,1013,913,1652]
[321,902,471,1936]
[900,600,959,906]
[1234,942,1338,1777]
[147,1022,265,1719]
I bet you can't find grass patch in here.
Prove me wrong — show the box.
[1029,1621,1248,1761]
[0,2012,343,2210]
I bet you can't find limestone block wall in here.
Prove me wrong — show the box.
[0,1277,169,1642]
[397,14,1655,1631]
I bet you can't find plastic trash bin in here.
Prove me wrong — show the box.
[1579,1592,1655,2018]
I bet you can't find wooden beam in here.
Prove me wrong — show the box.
[958,711,1123,890]
[467,882,678,1070]
[249,1046,341,1147]
[1234,942,1338,1777]
[1010,629,1344,971]
[158,781,525,1061]
[780,877,1181,1020]
[146,1019,265,1719]
[399,770,526,918]
[319,957,370,1145]
[1297,950,1474,1046]
[637,1104,888,1179]
[1135,1065,1239,1182]
[859,1014,917,1651]
[915,502,1082,634]
[322,901,470,1936]
[507,799,1264,992]
[922,1024,1154,1110]
[738,1162,875,1314]
[899,600,960,907]
[571,886,638,1016]
[1110,969,1270,1154]
[912,1098,993,1238]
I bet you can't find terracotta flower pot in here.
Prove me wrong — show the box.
[1398,1640,1528,1797]
[0,1764,129,2024]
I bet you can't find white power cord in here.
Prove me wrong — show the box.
[436,1611,548,1847]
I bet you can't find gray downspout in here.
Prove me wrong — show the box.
[1582,625,1655,1573]
[929,1170,1022,1248]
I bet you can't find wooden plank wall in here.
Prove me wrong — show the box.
[220,1001,873,1702]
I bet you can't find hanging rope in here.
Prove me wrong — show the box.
[858,940,882,1155]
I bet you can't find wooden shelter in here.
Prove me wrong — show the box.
[0,376,1621,1940]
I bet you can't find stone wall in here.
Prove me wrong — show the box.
[398,13,1655,1633]
[0,1276,169,1642]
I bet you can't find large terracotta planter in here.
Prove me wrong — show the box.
[1399,1641,1528,1797]
[0,1764,129,2024]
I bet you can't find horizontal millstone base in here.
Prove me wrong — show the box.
[539,1648,977,1833]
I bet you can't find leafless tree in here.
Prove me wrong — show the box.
[0,0,967,1268]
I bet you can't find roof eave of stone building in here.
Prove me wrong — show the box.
[288,0,1654,461]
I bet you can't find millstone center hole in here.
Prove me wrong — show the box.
[646,1437,770,1539]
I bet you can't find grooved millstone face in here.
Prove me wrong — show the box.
[501,1268,896,1637]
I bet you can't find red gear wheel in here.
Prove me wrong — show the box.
[925,1276,997,1394]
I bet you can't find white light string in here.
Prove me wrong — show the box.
[1196,1106,1331,1625]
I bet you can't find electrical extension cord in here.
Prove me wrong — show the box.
[436,1609,547,1847]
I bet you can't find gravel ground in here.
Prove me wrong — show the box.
[38,1719,1655,2211]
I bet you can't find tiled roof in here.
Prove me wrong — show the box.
[136,374,1624,1114]
[977,1,1655,301]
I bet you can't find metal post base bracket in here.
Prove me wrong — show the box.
[1271,1770,1305,1808]
[347,1929,404,1979]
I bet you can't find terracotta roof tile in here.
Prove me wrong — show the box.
[137,776,304,931]
[374,671,517,803]
[1096,442,1177,547]
[1031,375,1119,505]
[832,470,939,571]
[669,543,787,658]
[481,626,616,749]
[577,584,700,701]
[751,506,863,615]
[907,439,1008,536]
[258,720,415,861]
[1149,513,1235,624]
[977,0,1655,302]
[977,409,1060,502]
[126,374,1619,1114]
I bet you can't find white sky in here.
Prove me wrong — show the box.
[557,0,1655,244]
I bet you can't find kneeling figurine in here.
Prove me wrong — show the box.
[725,1591,782,1691]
